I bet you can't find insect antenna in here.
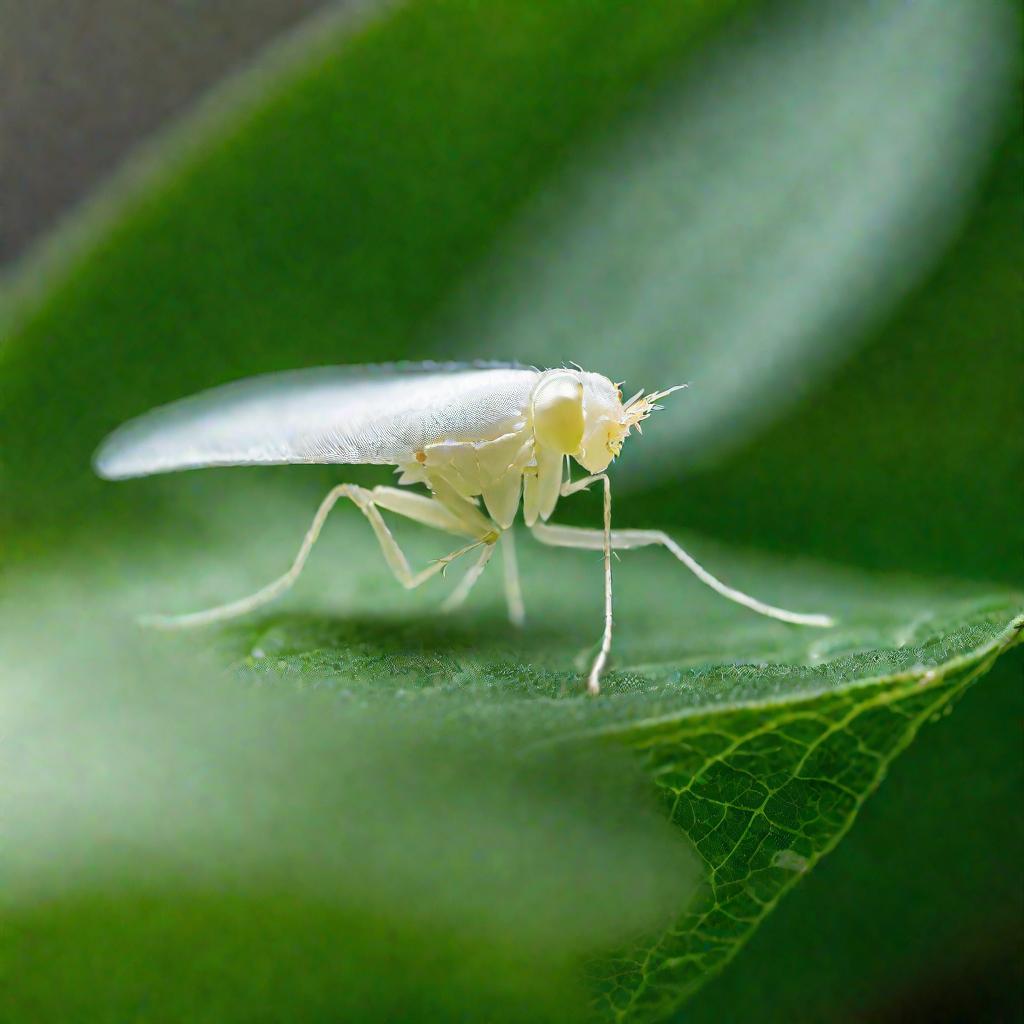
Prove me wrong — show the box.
[622,383,688,431]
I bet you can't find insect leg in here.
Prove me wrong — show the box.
[559,473,606,499]
[585,475,614,695]
[139,483,369,629]
[421,477,497,539]
[441,540,498,613]
[499,529,526,627]
[435,524,530,623]
[363,485,501,587]
[530,522,835,628]
[532,473,615,692]
[139,484,485,630]
[368,486,486,538]
[371,484,505,614]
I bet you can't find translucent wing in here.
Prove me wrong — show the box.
[94,362,539,479]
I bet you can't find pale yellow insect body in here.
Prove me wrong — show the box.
[95,363,832,693]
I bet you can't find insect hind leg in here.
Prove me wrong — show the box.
[139,483,485,630]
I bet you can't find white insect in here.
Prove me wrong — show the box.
[94,362,833,693]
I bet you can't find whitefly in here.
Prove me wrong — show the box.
[94,362,833,693]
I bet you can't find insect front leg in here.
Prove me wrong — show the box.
[535,472,616,694]
[530,522,835,628]
[587,475,614,695]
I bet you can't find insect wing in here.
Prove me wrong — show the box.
[93,363,539,479]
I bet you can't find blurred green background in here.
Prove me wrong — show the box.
[1,1,1021,1021]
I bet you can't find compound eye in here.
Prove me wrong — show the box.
[533,373,585,454]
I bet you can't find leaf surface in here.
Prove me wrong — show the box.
[203,507,1024,1020]
[6,494,1015,1021]
[0,0,1019,1019]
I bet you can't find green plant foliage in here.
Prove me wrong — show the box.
[1,612,696,1024]
[3,496,1020,1021]
[0,0,1020,1020]
[0,0,746,538]
[685,650,1024,1023]
[596,612,1020,1021]
[680,130,1024,1022]
[195,528,1024,1023]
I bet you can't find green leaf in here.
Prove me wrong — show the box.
[4,491,1019,1021]
[591,613,1021,1022]
[2,614,697,1024]
[1,0,1019,1018]
[648,128,1024,1020]
[684,650,1024,1022]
